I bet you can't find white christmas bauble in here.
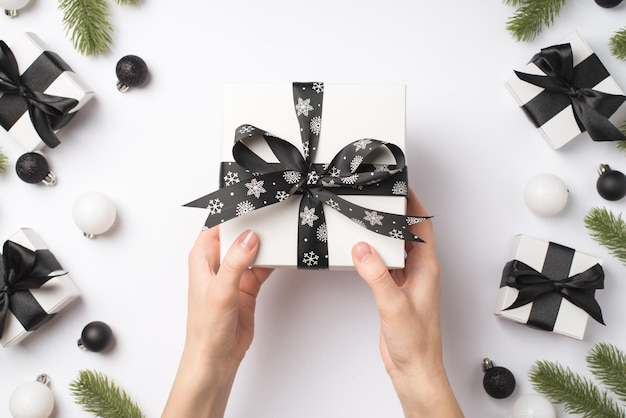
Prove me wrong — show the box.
[523,173,569,216]
[9,380,54,418]
[72,191,117,238]
[0,0,30,10]
[512,393,556,418]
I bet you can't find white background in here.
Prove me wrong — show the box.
[1,1,626,417]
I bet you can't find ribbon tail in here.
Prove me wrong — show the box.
[184,171,297,229]
[312,188,429,242]
[0,295,9,339]
[28,106,61,148]
[562,289,605,325]
[571,97,626,142]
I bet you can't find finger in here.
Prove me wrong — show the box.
[352,242,402,308]
[214,229,260,298]
[188,226,221,283]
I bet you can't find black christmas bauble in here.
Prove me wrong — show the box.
[15,152,54,185]
[482,359,515,399]
[595,0,622,7]
[115,55,148,91]
[597,165,626,201]
[78,321,113,352]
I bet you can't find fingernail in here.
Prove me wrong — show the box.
[238,230,257,251]
[353,242,372,263]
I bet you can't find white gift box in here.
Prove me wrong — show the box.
[1,228,80,347]
[505,32,626,149]
[493,234,603,340]
[0,32,94,151]
[218,83,408,270]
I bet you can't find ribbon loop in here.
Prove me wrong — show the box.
[515,42,626,143]
[0,40,79,148]
[502,259,605,326]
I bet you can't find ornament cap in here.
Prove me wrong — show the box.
[481,358,494,371]
[36,374,50,385]
[116,81,130,92]
[42,171,56,186]
[4,8,17,16]
[598,163,611,176]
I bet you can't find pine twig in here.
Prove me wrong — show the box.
[587,343,626,404]
[529,360,625,417]
[584,207,626,266]
[610,27,626,60]
[115,0,139,5]
[69,369,144,418]
[505,0,568,42]
[59,0,113,56]
[0,147,7,173]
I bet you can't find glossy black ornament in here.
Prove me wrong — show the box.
[15,152,56,185]
[115,55,148,92]
[596,164,626,201]
[594,0,622,7]
[77,321,113,352]
[482,358,516,399]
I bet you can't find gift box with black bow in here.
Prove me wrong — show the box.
[186,82,429,269]
[505,32,626,149]
[493,235,605,340]
[0,32,94,152]
[0,228,80,347]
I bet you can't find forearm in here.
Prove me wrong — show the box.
[162,348,239,418]
[392,370,464,418]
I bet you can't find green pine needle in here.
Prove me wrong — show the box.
[0,147,7,173]
[610,27,626,61]
[529,360,626,417]
[114,0,139,5]
[59,0,113,56]
[584,207,626,266]
[505,0,568,42]
[587,343,626,404]
[69,369,144,418]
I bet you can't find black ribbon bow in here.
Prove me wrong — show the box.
[0,40,79,148]
[515,42,626,142]
[186,82,429,269]
[0,240,66,339]
[502,259,605,326]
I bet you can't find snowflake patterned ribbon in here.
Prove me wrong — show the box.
[185,82,429,269]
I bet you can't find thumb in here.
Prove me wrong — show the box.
[215,230,259,295]
[352,242,401,307]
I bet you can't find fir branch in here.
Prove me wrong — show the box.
[610,27,626,61]
[58,0,113,56]
[585,207,626,266]
[115,0,139,5]
[0,147,7,173]
[529,360,625,417]
[503,0,530,6]
[505,0,568,42]
[69,369,144,418]
[587,343,626,404]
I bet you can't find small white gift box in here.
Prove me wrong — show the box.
[0,32,94,151]
[1,228,80,347]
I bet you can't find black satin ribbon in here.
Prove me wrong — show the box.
[186,82,428,269]
[501,256,605,330]
[515,42,626,142]
[0,40,79,148]
[0,240,66,339]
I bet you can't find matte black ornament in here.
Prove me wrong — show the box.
[15,152,56,185]
[77,321,113,352]
[594,0,622,7]
[596,164,626,201]
[482,358,516,399]
[115,55,148,92]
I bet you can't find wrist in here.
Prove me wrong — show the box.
[391,368,463,418]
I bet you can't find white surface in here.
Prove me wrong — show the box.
[2,1,626,417]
